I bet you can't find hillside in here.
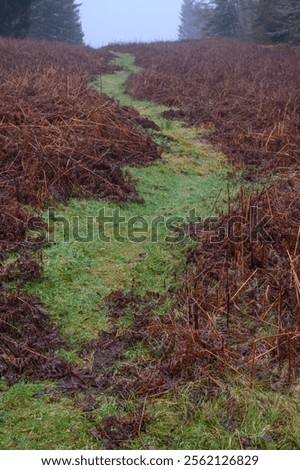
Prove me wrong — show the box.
[0,38,299,451]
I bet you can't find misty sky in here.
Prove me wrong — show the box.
[80,0,182,47]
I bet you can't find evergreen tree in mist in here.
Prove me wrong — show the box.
[178,0,213,40]
[178,0,198,39]
[235,0,257,39]
[178,0,300,45]
[276,0,300,44]
[0,0,33,38]
[254,0,300,44]
[207,0,240,38]
[28,0,84,44]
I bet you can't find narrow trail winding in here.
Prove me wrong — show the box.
[27,52,232,347]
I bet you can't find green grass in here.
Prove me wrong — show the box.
[24,52,231,353]
[128,383,300,450]
[93,52,168,124]
[0,382,95,450]
[2,51,296,451]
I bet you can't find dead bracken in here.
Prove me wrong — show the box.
[1,37,299,410]
[112,38,300,386]
[0,38,161,254]
[119,38,300,172]
[0,38,160,388]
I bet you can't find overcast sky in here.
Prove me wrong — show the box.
[80,0,182,47]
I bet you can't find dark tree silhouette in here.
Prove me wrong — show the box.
[178,0,212,40]
[0,0,33,38]
[28,0,84,44]
[207,0,240,38]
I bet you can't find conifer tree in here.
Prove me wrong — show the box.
[178,0,212,40]
[0,0,32,38]
[254,0,300,44]
[28,0,84,44]
[178,0,300,44]
[207,0,240,38]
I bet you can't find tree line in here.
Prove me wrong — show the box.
[179,0,300,44]
[0,0,83,44]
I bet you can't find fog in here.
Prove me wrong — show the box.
[80,0,182,47]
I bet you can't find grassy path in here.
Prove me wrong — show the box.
[27,52,230,351]
[1,53,299,450]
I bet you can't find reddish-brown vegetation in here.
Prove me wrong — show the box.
[1,37,299,390]
[0,38,161,384]
[0,292,69,383]
[111,38,300,385]
[118,39,300,172]
[0,38,161,254]
[180,178,300,385]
